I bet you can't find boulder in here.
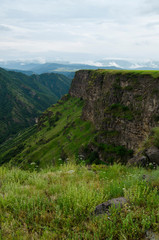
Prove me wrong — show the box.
[143,230,159,240]
[127,155,148,167]
[94,197,127,216]
[144,146,159,165]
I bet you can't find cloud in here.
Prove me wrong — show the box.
[142,0,159,14]
[0,24,12,31]
[1,0,159,61]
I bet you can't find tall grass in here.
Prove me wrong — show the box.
[0,163,159,239]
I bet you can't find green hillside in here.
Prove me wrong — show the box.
[0,94,134,169]
[0,96,96,168]
[0,68,71,144]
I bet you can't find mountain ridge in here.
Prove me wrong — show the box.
[0,68,71,144]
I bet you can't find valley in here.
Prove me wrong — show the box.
[0,68,71,144]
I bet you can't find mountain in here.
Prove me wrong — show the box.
[3,59,159,75]
[1,69,159,169]
[0,61,41,71]
[28,62,119,74]
[5,69,34,76]
[98,59,159,70]
[0,61,120,78]
[0,68,71,144]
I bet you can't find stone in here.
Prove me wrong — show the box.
[144,146,159,165]
[143,230,159,240]
[94,197,127,216]
[67,170,75,174]
[127,155,148,167]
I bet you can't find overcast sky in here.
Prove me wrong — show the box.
[1,0,159,62]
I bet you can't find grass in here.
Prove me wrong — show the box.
[0,163,158,239]
[88,69,159,79]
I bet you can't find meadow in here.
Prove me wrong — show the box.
[0,163,158,239]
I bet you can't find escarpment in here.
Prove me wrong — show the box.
[69,70,159,152]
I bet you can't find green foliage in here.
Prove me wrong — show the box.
[99,143,133,163]
[79,141,133,165]
[124,85,133,91]
[105,103,134,121]
[153,115,159,122]
[135,95,143,101]
[0,143,25,164]
[0,164,158,239]
[112,82,122,90]
[102,130,119,137]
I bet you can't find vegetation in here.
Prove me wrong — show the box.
[0,68,71,144]
[90,69,159,78]
[0,96,96,169]
[105,103,134,121]
[0,163,158,239]
[124,85,133,91]
[0,95,136,168]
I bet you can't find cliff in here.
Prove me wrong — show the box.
[2,69,159,167]
[69,70,159,152]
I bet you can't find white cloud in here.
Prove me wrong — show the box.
[1,0,159,61]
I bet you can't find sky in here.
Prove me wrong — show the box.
[1,0,159,62]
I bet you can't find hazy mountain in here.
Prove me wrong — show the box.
[98,59,159,70]
[0,61,120,79]
[2,59,159,77]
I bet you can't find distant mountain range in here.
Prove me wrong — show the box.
[0,67,71,144]
[0,60,120,78]
[1,59,159,78]
[97,59,159,70]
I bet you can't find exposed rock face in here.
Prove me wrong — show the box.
[69,70,159,152]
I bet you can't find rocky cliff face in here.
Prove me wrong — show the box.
[69,70,159,152]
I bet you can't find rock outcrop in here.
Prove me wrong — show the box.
[69,70,159,155]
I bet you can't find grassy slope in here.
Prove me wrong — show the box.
[0,96,96,168]
[0,68,71,143]
[0,163,158,239]
[90,69,159,78]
